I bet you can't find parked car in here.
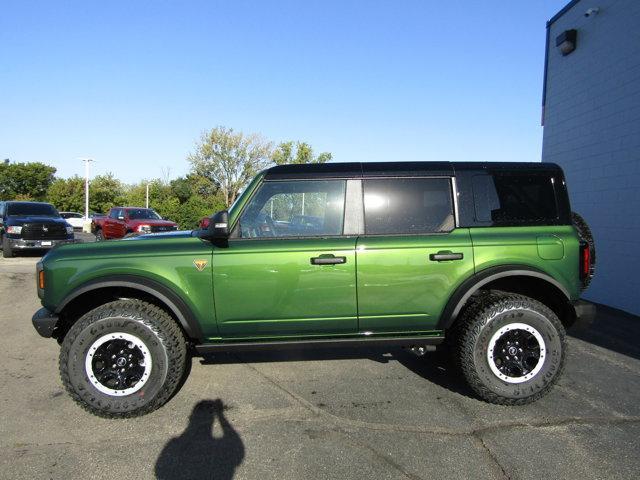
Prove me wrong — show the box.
[91,207,178,240]
[0,201,74,258]
[59,212,86,230]
[32,162,596,418]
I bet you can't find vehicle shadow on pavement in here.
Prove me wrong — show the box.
[394,349,476,399]
[155,399,244,480]
[202,348,476,399]
[569,303,640,361]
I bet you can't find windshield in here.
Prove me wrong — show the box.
[127,208,162,220]
[7,202,59,217]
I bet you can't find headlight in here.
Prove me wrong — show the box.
[66,226,74,235]
[137,225,152,233]
[7,226,22,234]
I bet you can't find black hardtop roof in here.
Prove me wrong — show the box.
[263,162,563,180]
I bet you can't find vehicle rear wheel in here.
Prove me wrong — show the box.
[95,229,104,242]
[455,293,566,405]
[2,237,14,258]
[59,299,188,418]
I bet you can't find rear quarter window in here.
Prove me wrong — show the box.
[472,174,560,225]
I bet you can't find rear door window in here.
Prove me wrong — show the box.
[363,178,454,235]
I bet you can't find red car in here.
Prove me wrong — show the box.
[92,207,178,241]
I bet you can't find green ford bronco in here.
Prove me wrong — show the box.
[32,162,596,418]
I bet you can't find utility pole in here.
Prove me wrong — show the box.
[80,158,94,219]
[146,182,150,208]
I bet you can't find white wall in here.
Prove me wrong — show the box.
[542,0,640,315]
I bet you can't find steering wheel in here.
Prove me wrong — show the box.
[256,213,277,237]
[261,215,277,237]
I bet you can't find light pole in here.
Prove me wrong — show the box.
[146,182,150,208]
[80,158,94,219]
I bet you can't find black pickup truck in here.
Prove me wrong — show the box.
[0,201,75,258]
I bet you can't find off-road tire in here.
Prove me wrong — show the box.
[59,299,187,418]
[456,292,566,405]
[572,211,596,289]
[94,229,104,242]
[2,237,14,258]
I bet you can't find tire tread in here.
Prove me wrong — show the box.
[456,292,566,406]
[59,299,187,418]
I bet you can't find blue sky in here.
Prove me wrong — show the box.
[1,1,567,183]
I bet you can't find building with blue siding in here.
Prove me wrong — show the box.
[542,0,640,315]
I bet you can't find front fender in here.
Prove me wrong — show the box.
[53,274,204,341]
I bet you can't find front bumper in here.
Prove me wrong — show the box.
[6,237,74,250]
[32,307,59,338]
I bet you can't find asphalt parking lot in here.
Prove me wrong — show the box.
[1,253,639,480]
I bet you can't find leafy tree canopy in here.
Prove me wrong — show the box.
[0,161,56,201]
[272,141,332,165]
[188,126,273,207]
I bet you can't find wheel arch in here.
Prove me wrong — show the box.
[439,266,576,330]
[54,275,203,342]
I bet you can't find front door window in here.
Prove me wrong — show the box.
[237,180,346,238]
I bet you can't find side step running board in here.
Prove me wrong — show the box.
[195,335,444,354]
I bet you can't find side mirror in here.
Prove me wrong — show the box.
[206,210,229,241]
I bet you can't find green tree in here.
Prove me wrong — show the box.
[121,175,225,230]
[271,141,332,165]
[188,126,273,207]
[47,176,85,212]
[90,173,126,214]
[0,161,57,201]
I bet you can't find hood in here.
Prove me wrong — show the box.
[126,230,194,241]
[127,219,178,227]
[43,230,198,261]
[6,215,68,225]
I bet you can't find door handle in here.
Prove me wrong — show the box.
[310,255,347,265]
[429,251,464,261]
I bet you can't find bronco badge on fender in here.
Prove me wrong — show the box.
[193,259,208,271]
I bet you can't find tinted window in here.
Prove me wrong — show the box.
[109,208,123,219]
[238,180,346,238]
[363,178,454,235]
[127,209,162,220]
[472,174,559,225]
[61,212,82,219]
[6,202,59,217]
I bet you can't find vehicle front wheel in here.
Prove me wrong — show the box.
[94,229,104,241]
[59,299,188,418]
[2,238,14,258]
[455,293,566,405]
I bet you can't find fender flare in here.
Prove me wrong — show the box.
[438,265,571,330]
[55,274,203,341]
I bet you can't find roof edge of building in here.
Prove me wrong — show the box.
[547,0,583,27]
